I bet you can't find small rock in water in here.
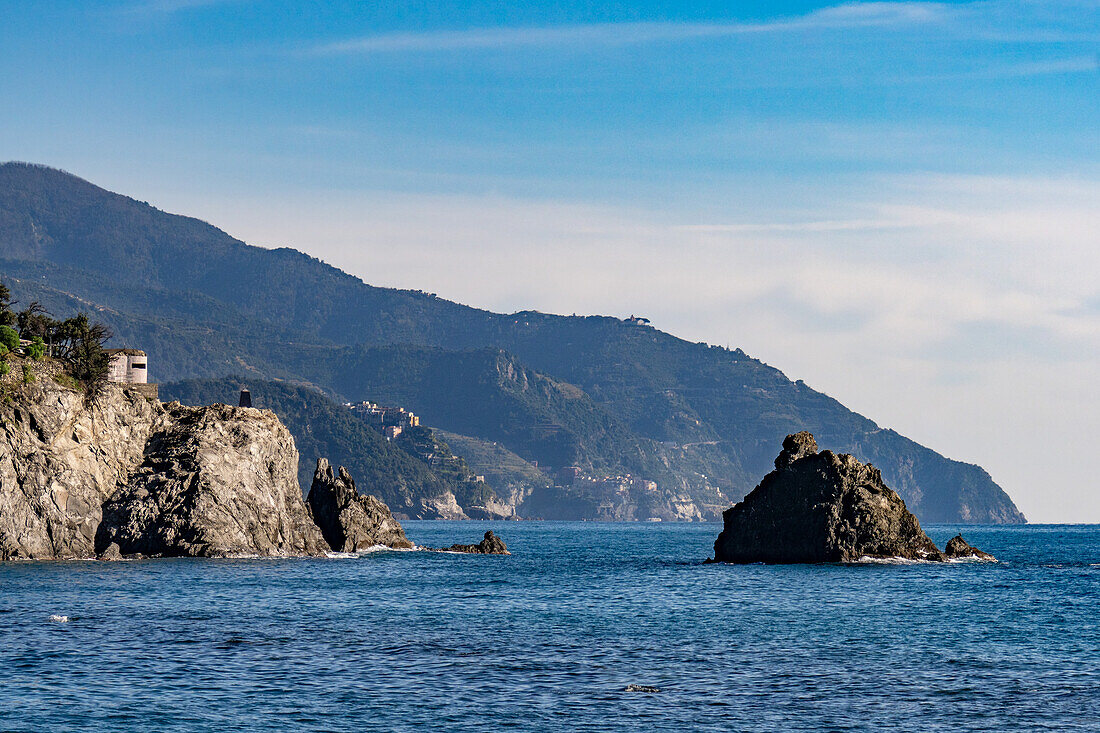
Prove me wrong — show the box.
[435,530,510,555]
[943,534,995,560]
[624,684,660,693]
[98,542,123,561]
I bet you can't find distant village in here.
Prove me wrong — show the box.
[345,400,420,440]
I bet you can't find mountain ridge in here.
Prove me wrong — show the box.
[0,162,1026,523]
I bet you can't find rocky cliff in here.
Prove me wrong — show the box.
[0,363,325,559]
[307,458,413,551]
[712,432,945,563]
[97,403,327,558]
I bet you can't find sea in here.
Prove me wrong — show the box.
[1,522,1097,732]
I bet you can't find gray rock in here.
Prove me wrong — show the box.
[96,402,327,558]
[943,534,995,560]
[307,458,413,552]
[0,375,163,560]
[98,542,123,561]
[437,530,510,555]
[774,430,819,470]
[712,432,945,563]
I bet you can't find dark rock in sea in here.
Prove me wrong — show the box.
[95,402,328,558]
[712,431,945,563]
[624,684,660,693]
[438,530,510,555]
[97,542,123,561]
[307,458,413,552]
[943,534,995,560]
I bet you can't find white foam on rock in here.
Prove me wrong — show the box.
[48,614,69,623]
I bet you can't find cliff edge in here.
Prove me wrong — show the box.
[0,363,325,559]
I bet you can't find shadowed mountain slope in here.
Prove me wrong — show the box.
[0,162,1025,523]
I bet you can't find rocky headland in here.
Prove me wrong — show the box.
[712,432,992,563]
[0,364,507,560]
[96,402,328,558]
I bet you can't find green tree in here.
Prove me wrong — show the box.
[27,336,46,360]
[0,282,14,327]
[0,325,19,353]
[17,302,57,344]
[54,314,112,396]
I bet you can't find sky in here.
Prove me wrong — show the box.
[1,0,1097,522]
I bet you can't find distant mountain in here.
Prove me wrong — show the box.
[0,162,1026,523]
[160,377,493,519]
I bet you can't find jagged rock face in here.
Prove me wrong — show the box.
[713,433,944,563]
[97,403,327,558]
[774,431,818,470]
[0,376,163,560]
[440,530,510,555]
[0,368,327,560]
[307,458,413,552]
[944,534,994,560]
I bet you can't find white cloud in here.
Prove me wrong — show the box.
[314,2,949,55]
[122,0,239,14]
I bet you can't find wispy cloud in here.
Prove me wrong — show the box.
[121,0,241,16]
[314,2,948,55]
[677,218,926,234]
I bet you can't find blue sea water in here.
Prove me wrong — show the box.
[1,522,1097,732]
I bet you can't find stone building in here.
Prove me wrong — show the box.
[106,348,158,399]
[106,349,148,384]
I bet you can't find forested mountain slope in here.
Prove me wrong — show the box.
[0,162,1025,523]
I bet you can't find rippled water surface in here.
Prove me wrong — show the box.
[2,523,1098,732]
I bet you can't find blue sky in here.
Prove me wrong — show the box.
[2,1,1098,520]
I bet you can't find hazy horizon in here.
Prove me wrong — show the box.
[2,0,1097,521]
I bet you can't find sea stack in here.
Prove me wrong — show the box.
[307,458,414,551]
[712,432,945,563]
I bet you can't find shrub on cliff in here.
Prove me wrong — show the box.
[0,325,18,353]
[27,337,46,360]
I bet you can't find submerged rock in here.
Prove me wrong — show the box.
[95,402,328,558]
[624,685,660,693]
[307,458,413,552]
[437,530,510,555]
[712,432,944,563]
[943,534,995,560]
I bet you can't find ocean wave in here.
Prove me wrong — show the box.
[48,614,69,623]
[324,545,422,558]
[360,544,419,554]
[855,556,938,565]
[856,555,998,565]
